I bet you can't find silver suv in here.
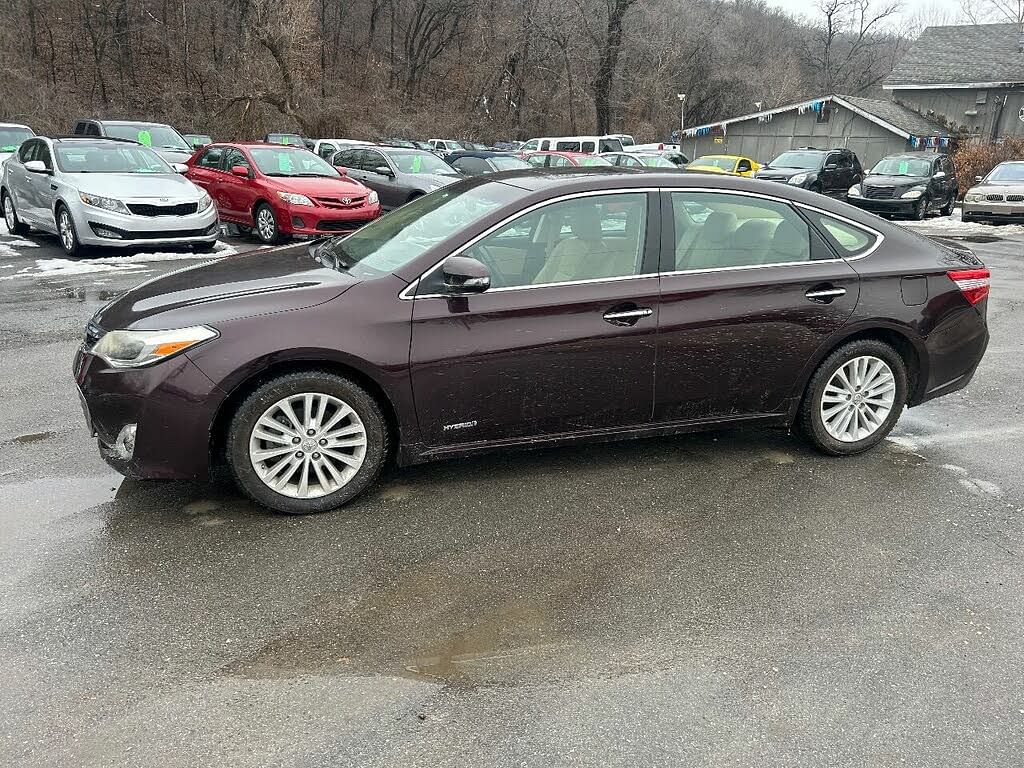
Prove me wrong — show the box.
[1,137,218,257]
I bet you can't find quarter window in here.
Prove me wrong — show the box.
[196,147,225,169]
[810,213,878,256]
[460,193,648,289]
[671,192,822,270]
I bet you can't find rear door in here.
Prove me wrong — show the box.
[656,190,862,421]
[409,190,661,447]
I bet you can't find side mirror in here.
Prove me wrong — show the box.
[374,165,394,177]
[933,170,946,179]
[975,175,983,183]
[823,163,838,170]
[230,165,250,178]
[442,255,490,295]
[172,163,188,174]
[24,160,48,174]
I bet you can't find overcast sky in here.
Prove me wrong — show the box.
[761,0,966,27]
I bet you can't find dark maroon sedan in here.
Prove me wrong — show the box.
[74,169,990,514]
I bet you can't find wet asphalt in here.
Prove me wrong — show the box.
[1,223,1023,767]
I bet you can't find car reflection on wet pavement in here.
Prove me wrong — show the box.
[1,225,1024,767]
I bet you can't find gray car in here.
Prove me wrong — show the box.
[72,119,195,166]
[331,146,460,210]
[1,137,219,257]
[962,161,1024,224]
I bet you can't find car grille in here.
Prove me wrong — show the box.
[1006,194,1024,202]
[313,195,367,209]
[864,186,895,199]
[756,175,788,182]
[84,321,105,350]
[986,194,1004,202]
[316,219,372,232]
[88,221,219,240]
[127,202,199,216]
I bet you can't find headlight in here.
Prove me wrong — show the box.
[965,191,984,202]
[92,326,218,368]
[367,190,379,205]
[277,191,314,206]
[787,173,809,186]
[80,192,130,215]
[197,190,213,212]
[848,185,862,196]
[901,187,926,199]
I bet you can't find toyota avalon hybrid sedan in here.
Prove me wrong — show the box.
[74,169,991,515]
[2,136,219,256]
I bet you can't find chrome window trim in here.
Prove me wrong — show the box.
[398,185,885,300]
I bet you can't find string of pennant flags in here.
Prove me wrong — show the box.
[909,135,950,148]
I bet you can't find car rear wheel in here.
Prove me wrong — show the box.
[2,191,29,236]
[56,204,86,258]
[798,339,908,456]
[226,371,389,514]
[254,203,288,245]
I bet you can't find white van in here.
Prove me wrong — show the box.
[520,135,625,154]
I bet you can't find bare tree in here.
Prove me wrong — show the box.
[804,0,902,94]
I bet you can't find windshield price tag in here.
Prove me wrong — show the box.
[411,156,423,173]
[898,161,909,175]
[137,130,153,147]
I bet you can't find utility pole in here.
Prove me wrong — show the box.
[677,93,687,147]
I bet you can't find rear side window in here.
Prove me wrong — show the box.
[581,141,596,153]
[806,211,878,257]
[556,141,581,152]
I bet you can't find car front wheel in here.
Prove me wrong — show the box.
[56,205,86,258]
[798,339,908,456]
[254,203,289,245]
[226,371,389,514]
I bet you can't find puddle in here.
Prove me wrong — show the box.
[10,430,59,445]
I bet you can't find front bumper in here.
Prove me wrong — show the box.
[72,200,220,247]
[279,202,382,235]
[74,346,222,480]
[848,196,918,215]
[962,200,1024,222]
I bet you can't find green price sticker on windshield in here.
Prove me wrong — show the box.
[278,154,294,172]
[137,130,153,147]
[0,145,15,152]
[898,161,909,175]
[411,155,422,173]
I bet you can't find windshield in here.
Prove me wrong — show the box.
[54,144,173,174]
[391,151,457,175]
[318,183,527,278]
[578,156,613,167]
[986,163,1024,182]
[769,151,823,170]
[690,156,736,171]
[0,127,33,153]
[640,156,678,168]
[250,147,339,177]
[870,157,931,176]
[490,156,531,171]
[103,123,190,151]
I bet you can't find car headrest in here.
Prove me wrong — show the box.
[702,211,737,242]
[732,219,773,252]
[771,221,807,260]
[570,205,603,242]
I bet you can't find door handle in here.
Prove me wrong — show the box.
[805,286,847,303]
[603,306,653,326]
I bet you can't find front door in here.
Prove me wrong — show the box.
[657,190,862,422]
[220,148,256,222]
[409,191,661,446]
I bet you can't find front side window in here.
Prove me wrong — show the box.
[54,144,173,174]
[671,192,820,271]
[249,147,339,177]
[17,140,37,164]
[458,192,648,289]
[318,142,338,159]
[223,148,250,172]
[103,123,189,151]
[196,147,225,169]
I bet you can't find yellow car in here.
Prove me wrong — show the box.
[687,155,760,177]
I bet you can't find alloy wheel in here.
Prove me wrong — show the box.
[3,196,14,230]
[819,355,896,443]
[248,392,367,498]
[256,208,276,242]
[58,209,76,252]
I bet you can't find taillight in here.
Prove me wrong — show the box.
[658,143,665,150]
[948,268,990,305]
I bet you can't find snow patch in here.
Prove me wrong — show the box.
[902,209,1024,237]
[0,241,234,280]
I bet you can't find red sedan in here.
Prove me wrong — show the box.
[522,151,613,168]
[186,143,381,243]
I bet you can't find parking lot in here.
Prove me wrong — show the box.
[1,218,1023,766]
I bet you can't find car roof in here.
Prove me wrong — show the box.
[49,135,141,145]
[693,154,740,160]
[89,119,174,127]
[878,153,942,160]
[0,123,31,129]
[446,150,520,159]
[526,150,592,157]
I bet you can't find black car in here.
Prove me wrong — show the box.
[754,148,863,197]
[848,153,958,220]
[446,151,531,176]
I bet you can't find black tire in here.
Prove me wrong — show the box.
[192,240,218,253]
[253,202,290,245]
[912,196,929,220]
[55,204,87,258]
[226,371,389,514]
[797,339,908,456]
[2,189,30,236]
[941,192,956,217]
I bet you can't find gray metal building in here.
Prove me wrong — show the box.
[884,23,1024,140]
[682,95,949,169]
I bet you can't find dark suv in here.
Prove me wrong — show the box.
[848,152,957,220]
[754,148,863,198]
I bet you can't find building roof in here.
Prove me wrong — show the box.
[683,94,948,140]
[885,23,1024,88]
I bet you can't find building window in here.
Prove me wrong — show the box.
[816,107,833,124]
[976,90,988,104]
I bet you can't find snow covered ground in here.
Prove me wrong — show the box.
[900,209,1024,238]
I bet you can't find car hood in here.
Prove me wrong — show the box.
[263,175,370,196]
[862,173,928,188]
[70,172,203,201]
[754,166,814,179]
[95,243,360,331]
[153,148,195,165]
[408,172,460,189]
[975,181,1024,194]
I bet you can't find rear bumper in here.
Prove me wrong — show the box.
[74,347,222,480]
[279,203,381,235]
[915,303,989,406]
